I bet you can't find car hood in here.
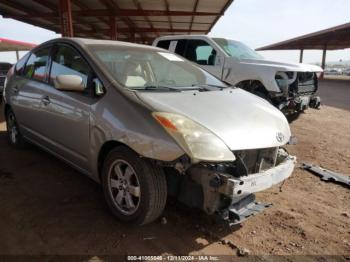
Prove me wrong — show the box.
[236,58,323,72]
[136,88,291,150]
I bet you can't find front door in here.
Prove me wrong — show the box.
[182,39,223,79]
[39,44,95,171]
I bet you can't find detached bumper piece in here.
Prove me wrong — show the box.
[301,162,350,188]
[219,194,272,226]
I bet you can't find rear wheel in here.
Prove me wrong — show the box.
[101,146,167,225]
[6,108,25,147]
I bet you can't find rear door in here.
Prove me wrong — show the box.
[38,43,96,171]
[11,46,53,141]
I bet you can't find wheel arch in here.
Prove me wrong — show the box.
[236,80,270,96]
[97,140,136,181]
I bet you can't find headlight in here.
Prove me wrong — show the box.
[153,112,235,162]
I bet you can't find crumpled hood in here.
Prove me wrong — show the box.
[136,88,291,150]
[238,58,323,72]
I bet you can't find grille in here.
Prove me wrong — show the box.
[294,72,317,94]
[0,70,8,75]
[234,147,278,175]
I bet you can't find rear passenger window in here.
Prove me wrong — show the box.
[23,47,51,81]
[156,40,171,50]
[15,53,30,75]
[50,45,90,89]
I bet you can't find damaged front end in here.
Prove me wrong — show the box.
[274,71,321,114]
[164,147,296,226]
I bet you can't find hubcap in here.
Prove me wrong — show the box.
[108,159,141,215]
[7,113,18,144]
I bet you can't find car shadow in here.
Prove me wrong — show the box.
[0,131,239,256]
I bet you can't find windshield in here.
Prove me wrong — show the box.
[89,45,227,91]
[213,38,264,60]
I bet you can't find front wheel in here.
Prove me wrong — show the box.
[101,146,167,225]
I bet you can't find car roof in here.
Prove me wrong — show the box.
[39,37,163,53]
[154,35,211,41]
[0,62,12,68]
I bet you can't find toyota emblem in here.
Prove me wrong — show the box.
[276,132,284,143]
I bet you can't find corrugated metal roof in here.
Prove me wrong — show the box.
[256,22,350,51]
[0,0,234,43]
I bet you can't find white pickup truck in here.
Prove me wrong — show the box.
[153,35,322,118]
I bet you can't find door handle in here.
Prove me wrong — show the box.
[42,96,51,106]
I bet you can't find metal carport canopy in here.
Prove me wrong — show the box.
[255,22,350,71]
[0,37,36,51]
[0,0,234,43]
[0,37,36,60]
[256,22,350,51]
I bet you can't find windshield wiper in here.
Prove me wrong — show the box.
[143,85,181,92]
[191,84,228,91]
[134,85,181,92]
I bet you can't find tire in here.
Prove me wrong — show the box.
[101,146,167,225]
[5,108,25,148]
[286,112,302,123]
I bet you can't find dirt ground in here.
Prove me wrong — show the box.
[0,80,349,258]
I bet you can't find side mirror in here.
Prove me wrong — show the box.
[54,75,85,92]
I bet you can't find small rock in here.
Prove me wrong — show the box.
[277,241,283,246]
[220,239,229,245]
[250,230,256,235]
[227,241,237,249]
[289,242,296,247]
[237,248,250,257]
[161,217,167,225]
[341,212,349,218]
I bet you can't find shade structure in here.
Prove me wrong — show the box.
[256,22,350,51]
[0,0,235,43]
[0,37,36,52]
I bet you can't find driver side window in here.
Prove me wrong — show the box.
[50,45,91,91]
[184,40,216,66]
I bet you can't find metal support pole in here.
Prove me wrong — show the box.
[299,49,304,63]
[109,16,117,40]
[15,50,19,61]
[59,0,74,37]
[320,46,327,79]
[131,31,136,43]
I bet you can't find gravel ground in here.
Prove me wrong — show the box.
[0,80,349,259]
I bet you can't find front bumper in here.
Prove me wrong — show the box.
[217,155,296,225]
[224,155,296,197]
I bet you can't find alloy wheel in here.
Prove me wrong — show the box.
[108,159,141,215]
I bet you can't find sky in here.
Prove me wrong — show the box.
[0,0,349,64]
